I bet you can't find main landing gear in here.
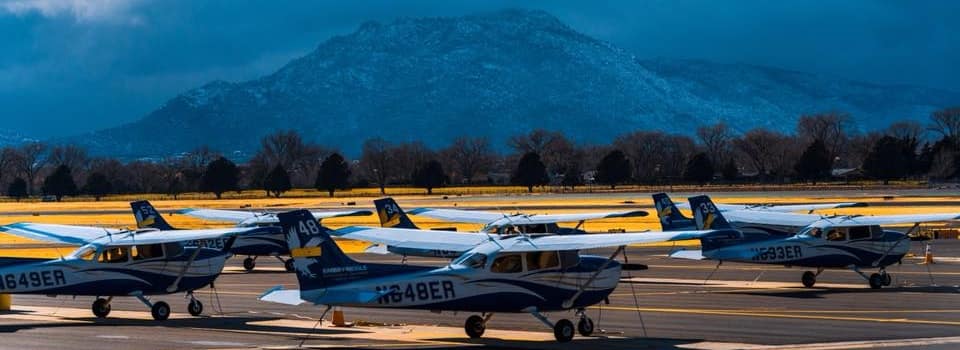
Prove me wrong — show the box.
[462,308,593,342]
[243,256,294,272]
[801,267,824,288]
[92,297,112,318]
[187,292,204,316]
[851,266,893,289]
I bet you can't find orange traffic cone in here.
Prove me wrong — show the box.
[332,306,347,327]
[923,243,935,264]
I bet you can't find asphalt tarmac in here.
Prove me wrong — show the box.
[1,238,960,349]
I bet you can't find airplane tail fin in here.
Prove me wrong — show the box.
[374,197,419,229]
[687,195,733,230]
[653,193,695,231]
[130,200,176,230]
[278,210,363,290]
[687,195,742,252]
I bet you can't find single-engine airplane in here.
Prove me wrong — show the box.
[366,197,647,258]
[669,195,960,289]
[259,210,719,342]
[391,198,647,235]
[132,200,371,272]
[654,193,869,238]
[0,222,275,320]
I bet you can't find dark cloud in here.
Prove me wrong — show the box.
[1,0,957,137]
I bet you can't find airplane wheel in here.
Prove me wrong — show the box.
[151,301,171,321]
[801,271,817,288]
[869,273,883,289]
[883,273,892,286]
[243,257,256,272]
[284,259,295,272]
[92,298,111,318]
[188,299,203,316]
[554,319,575,342]
[577,317,594,336]
[464,315,485,338]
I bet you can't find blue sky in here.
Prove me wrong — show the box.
[1,0,957,138]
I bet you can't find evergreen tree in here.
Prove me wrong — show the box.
[83,172,112,201]
[315,153,351,197]
[862,136,911,185]
[513,152,549,192]
[263,165,292,198]
[721,159,739,182]
[412,160,447,194]
[42,165,78,201]
[561,164,584,190]
[7,178,27,202]
[794,139,833,184]
[201,157,239,199]
[595,150,631,189]
[684,152,714,186]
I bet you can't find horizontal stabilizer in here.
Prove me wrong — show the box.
[669,249,706,260]
[258,287,305,306]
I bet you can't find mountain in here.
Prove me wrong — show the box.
[0,132,34,148]
[69,9,958,158]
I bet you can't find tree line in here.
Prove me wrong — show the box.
[2,107,959,201]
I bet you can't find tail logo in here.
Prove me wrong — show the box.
[139,216,157,228]
[696,202,719,230]
[378,203,402,227]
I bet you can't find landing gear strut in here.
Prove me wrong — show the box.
[851,266,892,289]
[92,297,112,318]
[243,256,257,272]
[187,292,203,316]
[575,308,594,336]
[528,308,575,342]
[277,257,294,272]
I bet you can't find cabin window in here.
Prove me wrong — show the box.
[490,254,523,273]
[807,228,822,238]
[826,228,846,241]
[453,253,487,269]
[848,226,871,240]
[559,250,581,268]
[98,246,130,263]
[164,243,185,258]
[132,244,164,260]
[526,251,560,271]
[76,247,96,261]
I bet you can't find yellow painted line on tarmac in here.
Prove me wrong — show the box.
[597,306,960,326]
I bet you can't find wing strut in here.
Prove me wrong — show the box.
[561,246,624,309]
[166,246,204,293]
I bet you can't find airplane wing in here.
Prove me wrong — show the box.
[260,286,387,306]
[332,226,490,253]
[818,213,960,227]
[407,208,506,224]
[178,208,371,224]
[0,223,123,245]
[668,249,706,260]
[720,210,825,228]
[259,287,305,306]
[107,226,278,245]
[410,208,648,225]
[0,223,275,246]
[498,230,714,252]
[678,202,866,213]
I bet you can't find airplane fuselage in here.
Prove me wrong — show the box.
[704,231,909,269]
[300,255,620,313]
[0,248,227,296]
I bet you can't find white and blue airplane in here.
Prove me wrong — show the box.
[132,200,372,272]
[669,195,960,289]
[259,210,719,342]
[388,197,648,235]
[653,193,869,238]
[368,197,648,258]
[0,222,275,320]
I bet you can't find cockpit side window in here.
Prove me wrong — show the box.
[526,251,560,271]
[132,244,165,260]
[490,254,523,273]
[807,228,822,238]
[559,250,580,268]
[848,226,871,240]
[826,228,847,241]
[76,247,97,261]
[98,246,130,263]
[164,243,185,258]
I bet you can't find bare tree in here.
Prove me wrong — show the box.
[0,147,22,187]
[614,131,694,183]
[360,137,393,194]
[393,141,434,184]
[508,129,574,174]
[733,129,783,180]
[797,112,851,158]
[443,136,494,184]
[929,107,960,142]
[17,142,47,195]
[48,145,89,183]
[696,122,734,165]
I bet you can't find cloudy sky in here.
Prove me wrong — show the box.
[1,0,957,138]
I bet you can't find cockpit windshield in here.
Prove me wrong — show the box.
[452,252,487,269]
